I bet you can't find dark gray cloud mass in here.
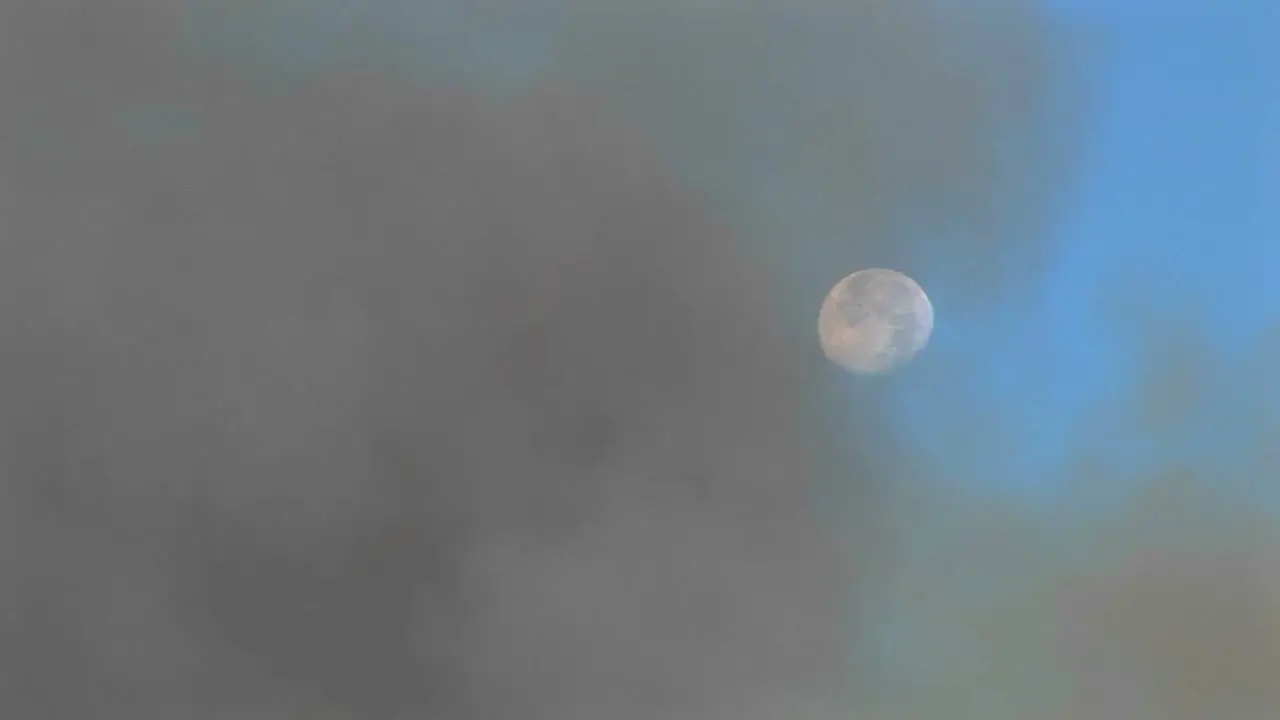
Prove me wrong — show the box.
[0,2,1074,718]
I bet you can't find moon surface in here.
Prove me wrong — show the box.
[817,268,934,375]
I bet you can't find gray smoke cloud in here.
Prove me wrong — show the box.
[0,2,1076,718]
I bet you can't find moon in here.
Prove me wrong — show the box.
[817,268,933,375]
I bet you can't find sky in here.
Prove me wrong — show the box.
[893,1,1278,505]
[2,2,1276,717]
[195,3,1279,714]
[184,6,1280,710]
[852,3,1280,708]
[173,0,1277,508]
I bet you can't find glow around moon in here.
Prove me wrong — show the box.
[817,268,933,375]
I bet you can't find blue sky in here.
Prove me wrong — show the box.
[893,1,1277,505]
[874,4,1278,692]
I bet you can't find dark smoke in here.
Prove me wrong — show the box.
[0,2,1077,719]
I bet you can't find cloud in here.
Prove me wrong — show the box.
[0,1,1078,718]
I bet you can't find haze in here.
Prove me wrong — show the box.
[1,2,1271,720]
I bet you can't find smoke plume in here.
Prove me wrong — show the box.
[0,2,1076,718]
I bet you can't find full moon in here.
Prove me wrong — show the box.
[817,268,933,375]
